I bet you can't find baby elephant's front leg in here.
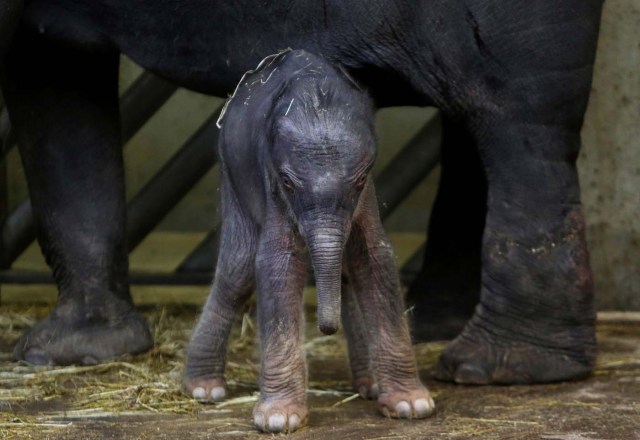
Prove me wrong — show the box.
[347,197,435,419]
[253,230,308,433]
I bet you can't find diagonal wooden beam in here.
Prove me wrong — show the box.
[127,106,222,251]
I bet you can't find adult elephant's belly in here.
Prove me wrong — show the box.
[21,0,419,103]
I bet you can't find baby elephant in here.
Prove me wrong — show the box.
[184,49,434,433]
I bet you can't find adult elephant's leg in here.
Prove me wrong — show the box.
[396,0,603,384]
[406,115,485,342]
[436,114,596,384]
[1,30,152,365]
[436,78,598,384]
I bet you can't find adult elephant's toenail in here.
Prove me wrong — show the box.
[454,364,490,384]
[23,349,53,366]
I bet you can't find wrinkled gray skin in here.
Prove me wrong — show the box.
[184,50,434,433]
[1,0,601,406]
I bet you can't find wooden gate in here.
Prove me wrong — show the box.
[0,69,441,286]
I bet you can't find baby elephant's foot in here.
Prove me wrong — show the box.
[183,377,227,402]
[253,396,308,433]
[353,375,379,399]
[377,385,435,419]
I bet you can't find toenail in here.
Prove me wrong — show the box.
[289,414,301,431]
[358,385,369,399]
[454,364,490,384]
[253,413,265,430]
[23,349,53,366]
[81,355,99,366]
[370,383,380,399]
[413,398,435,417]
[210,386,226,402]
[395,400,412,418]
[267,413,286,432]
[193,387,206,400]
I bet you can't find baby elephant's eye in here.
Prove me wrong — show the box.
[356,174,368,189]
[281,174,294,191]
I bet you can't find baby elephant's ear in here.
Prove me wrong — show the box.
[217,48,294,128]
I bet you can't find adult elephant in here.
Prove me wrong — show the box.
[0,1,602,384]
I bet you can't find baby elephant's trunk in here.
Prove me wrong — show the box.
[306,225,347,335]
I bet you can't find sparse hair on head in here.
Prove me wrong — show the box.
[271,56,375,149]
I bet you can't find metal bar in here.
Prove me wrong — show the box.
[0,270,211,285]
[400,242,426,283]
[0,122,8,274]
[126,106,222,250]
[0,200,33,269]
[176,228,219,273]
[375,114,444,284]
[0,71,178,267]
[375,112,442,221]
[0,103,13,159]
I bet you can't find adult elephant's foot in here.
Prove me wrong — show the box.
[13,310,153,366]
[435,306,597,384]
[253,396,308,433]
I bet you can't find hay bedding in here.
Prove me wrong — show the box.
[0,304,360,438]
[1,304,640,439]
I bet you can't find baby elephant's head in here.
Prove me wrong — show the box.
[268,55,376,334]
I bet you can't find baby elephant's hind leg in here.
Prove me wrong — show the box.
[184,175,256,402]
[341,276,378,399]
[346,184,435,419]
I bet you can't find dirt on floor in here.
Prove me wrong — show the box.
[1,303,639,440]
